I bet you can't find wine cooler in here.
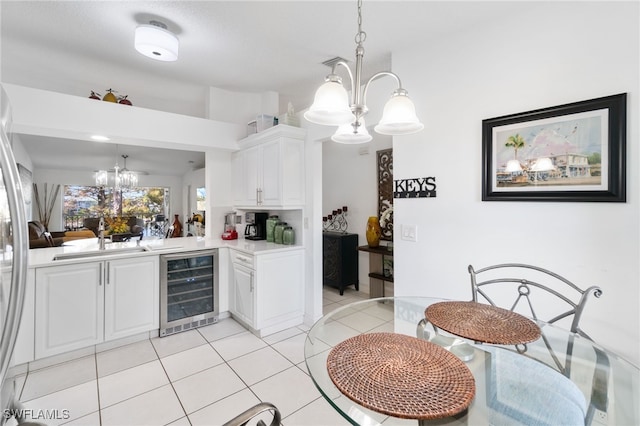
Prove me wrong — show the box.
[160,249,219,336]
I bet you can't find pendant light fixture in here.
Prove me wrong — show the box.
[304,0,423,142]
[135,20,179,62]
[95,153,140,190]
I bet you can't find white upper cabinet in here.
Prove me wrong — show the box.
[232,125,306,209]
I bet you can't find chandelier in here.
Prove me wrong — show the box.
[304,0,423,144]
[95,154,139,189]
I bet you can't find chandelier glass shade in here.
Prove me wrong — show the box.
[95,169,108,187]
[332,117,372,144]
[304,76,354,126]
[135,20,179,62]
[374,89,424,135]
[304,0,423,142]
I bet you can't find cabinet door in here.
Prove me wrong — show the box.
[35,262,104,358]
[231,263,254,327]
[105,256,159,341]
[260,141,281,206]
[244,146,260,205]
[280,138,305,206]
[255,249,304,331]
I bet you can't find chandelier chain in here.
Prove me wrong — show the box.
[355,0,366,45]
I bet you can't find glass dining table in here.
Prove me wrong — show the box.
[304,297,640,426]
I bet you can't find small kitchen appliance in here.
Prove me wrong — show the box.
[222,212,238,240]
[245,212,268,240]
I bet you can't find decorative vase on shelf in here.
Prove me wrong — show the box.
[366,216,381,248]
[171,214,183,238]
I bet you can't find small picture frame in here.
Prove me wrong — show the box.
[482,93,626,202]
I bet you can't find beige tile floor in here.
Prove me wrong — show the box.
[12,286,368,426]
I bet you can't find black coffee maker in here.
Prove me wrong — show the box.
[245,212,268,240]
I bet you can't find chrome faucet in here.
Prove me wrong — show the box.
[98,216,106,250]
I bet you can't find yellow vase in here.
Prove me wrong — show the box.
[366,216,381,248]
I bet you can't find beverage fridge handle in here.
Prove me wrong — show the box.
[0,127,29,390]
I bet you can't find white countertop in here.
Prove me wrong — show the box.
[28,236,303,268]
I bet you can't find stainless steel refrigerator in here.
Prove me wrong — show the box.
[0,84,30,425]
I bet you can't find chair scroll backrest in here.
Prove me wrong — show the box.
[468,263,602,339]
[222,402,281,426]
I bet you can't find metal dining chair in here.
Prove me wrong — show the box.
[468,263,602,340]
[468,263,609,424]
[222,402,281,426]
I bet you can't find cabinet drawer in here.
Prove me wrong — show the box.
[231,250,254,268]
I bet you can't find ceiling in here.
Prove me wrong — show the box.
[1,1,533,175]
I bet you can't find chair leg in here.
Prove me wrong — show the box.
[585,348,610,425]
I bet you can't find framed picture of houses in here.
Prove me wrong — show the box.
[482,93,626,202]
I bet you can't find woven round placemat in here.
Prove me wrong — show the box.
[425,301,541,345]
[326,332,476,420]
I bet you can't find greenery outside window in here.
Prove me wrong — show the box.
[63,185,168,230]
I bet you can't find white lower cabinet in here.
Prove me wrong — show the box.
[230,248,304,337]
[35,256,159,359]
[105,256,159,341]
[231,257,255,326]
[1,268,35,365]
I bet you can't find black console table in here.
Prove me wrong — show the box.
[323,232,359,295]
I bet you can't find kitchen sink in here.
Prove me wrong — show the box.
[53,245,151,261]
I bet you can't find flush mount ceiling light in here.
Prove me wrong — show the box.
[135,20,179,62]
[304,0,423,143]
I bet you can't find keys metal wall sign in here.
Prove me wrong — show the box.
[393,177,437,198]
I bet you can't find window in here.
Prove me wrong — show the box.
[63,185,169,230]
[196,187,206,211]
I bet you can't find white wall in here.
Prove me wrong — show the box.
[205,148,234,239]
[182,167,205,236]
[206,87,279,130]
[10,136,34,220]
[391,2,639,364]
[323,134,392,293]
[3,84,242,150]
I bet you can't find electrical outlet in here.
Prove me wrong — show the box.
[593,410,607,425]
[401,224,417,242]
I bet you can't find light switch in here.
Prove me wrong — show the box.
[401,224,417,242]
